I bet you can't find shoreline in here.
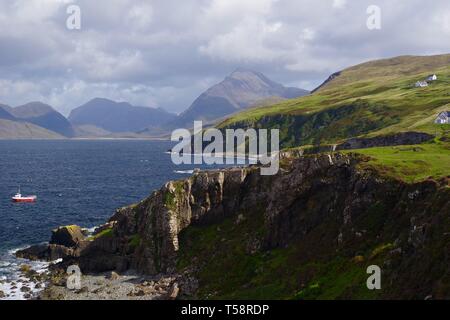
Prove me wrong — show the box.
[38,270,180,300]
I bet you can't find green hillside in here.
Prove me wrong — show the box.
[218,54,450,147]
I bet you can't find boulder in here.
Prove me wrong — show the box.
[108,271,120,280]
[51,225,85,248]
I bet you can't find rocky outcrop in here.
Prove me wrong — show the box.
[336,132,434,150]
[51,225,85,247]
[16,225,88,261]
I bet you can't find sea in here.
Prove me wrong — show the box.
[0,139,235,299]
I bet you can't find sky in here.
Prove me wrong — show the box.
[0,0,449,116]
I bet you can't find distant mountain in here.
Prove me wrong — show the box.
[68,98,177,133]
[0,119,64,139]
[72,125,112,138]
[0,104,15,120]
[173,69,309,127]
[11,102,75,137]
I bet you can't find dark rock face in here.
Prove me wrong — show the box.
[17,225,88,261]
[337,132,434,150]
[16,244,75,261]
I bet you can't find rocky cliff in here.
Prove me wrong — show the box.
[21,152,449,299]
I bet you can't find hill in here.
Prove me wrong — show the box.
[68,98,177,134]
[0,104,16,120]
[11,102,75,137]
[0,119,64,139]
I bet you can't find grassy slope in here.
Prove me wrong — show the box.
[219,54,450,141]
[345,137,450,183]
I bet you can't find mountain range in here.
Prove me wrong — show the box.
[0,70,309,139]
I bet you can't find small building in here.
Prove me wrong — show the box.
[435,111,449,124]
[415,81,428,88]
[427,74,438,81]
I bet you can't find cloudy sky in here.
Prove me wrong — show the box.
[0,0,449,115]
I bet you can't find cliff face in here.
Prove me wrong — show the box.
[56,153,449,299]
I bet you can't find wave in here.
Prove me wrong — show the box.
[0,246,51,300]
[174,170,194,174]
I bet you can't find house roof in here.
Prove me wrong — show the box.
[439,111,450,117]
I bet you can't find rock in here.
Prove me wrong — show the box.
[93,222,116,236]
[75,287,89,294]
[0,290,5,298]
[16,243,76,261]
[169,283,179,300]
[337,132,434,151]
[20,286,31,293]
[20,264,32,273]
[135,289,145,296]
[51,225,85,248]
[109,271,120,281]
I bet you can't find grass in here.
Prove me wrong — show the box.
[128,234,141,249]
[345,140,450,183]
[87,227,113,241]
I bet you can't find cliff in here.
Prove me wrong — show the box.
[38,152,449,299]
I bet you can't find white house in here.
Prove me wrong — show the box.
[415,81,428,88]
[435,111,449,124]
[427,74,438,81]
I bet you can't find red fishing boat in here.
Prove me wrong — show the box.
[11,187,37,203]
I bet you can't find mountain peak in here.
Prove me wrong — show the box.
[12,102,55,118]
[175,69,309,127]
[68,98,176,133]
[10,101,74,137]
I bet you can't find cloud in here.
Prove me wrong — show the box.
[0,0,449,115]
[332,0,347,9]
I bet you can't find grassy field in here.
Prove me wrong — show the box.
[344,138,450,183]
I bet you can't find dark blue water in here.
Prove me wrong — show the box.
[0,140,229,254]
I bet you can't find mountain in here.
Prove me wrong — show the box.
[68,98,177,133]
[0,104,16,120]
[11,102,75,137]
[0,119,64,139]
[219,54,450,149]
[72,125,112,138]
[173,69,309,127]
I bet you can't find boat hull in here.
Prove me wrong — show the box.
[12,196,37,203]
